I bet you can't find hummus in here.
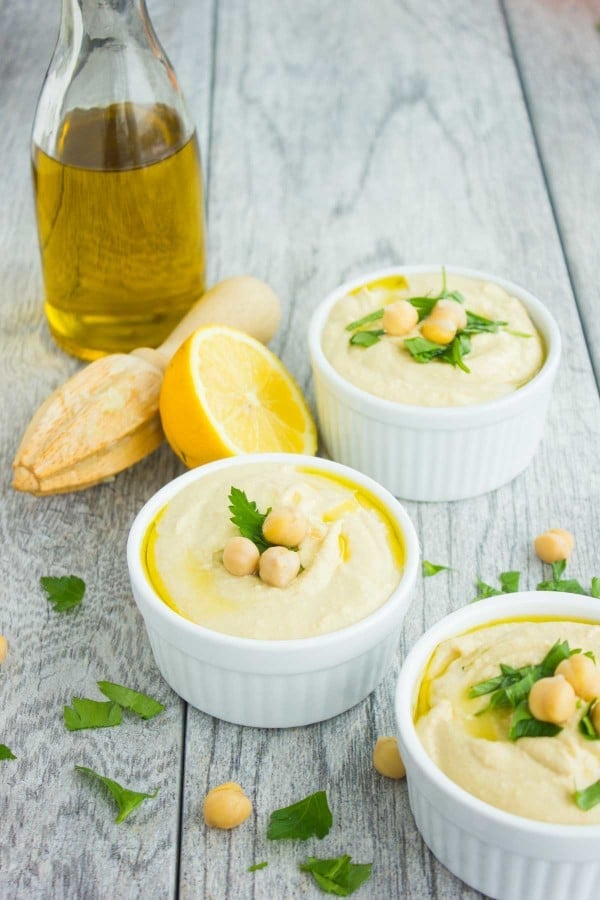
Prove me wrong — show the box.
[416,620,600,824]
[144,463,404,640]
[322,272,544,407]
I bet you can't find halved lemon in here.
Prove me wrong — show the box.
[159,325,317,468]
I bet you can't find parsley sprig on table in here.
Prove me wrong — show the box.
[228,487,273,553]
[267,790,333,840]
[40,575,85,612]
[75,766,158,824]
[300,855,372,896]
[0,744,16,760]
[64,682,165,731]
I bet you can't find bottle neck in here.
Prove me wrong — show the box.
[59,1,154,50]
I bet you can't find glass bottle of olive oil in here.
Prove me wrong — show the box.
[31,1,206,360]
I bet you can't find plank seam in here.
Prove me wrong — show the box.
[175,702,189,899]
[499,0,600,392]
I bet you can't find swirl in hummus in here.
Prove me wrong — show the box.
[416,619,600,825]
[144,463,404,640]
[322,272,545,407]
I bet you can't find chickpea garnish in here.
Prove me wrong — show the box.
[262,505,308,548]
[203,782,252,829]
[382,300,418,337]
[421,317,457,345]
[591,702,600,736]
[223,536,260,577]
[259,546,301,588]
[528,675,576,725]
[534,529,574,564]
[0,635,7,664]
[431,298,467,331]
[373,736,406,779]
[556,654,600,702]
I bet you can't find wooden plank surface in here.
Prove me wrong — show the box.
[0,0,598,898]
[180,1,600,898]
[0,1,213,897]
[503,0,600,383]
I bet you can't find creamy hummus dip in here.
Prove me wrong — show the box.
[144,463,404,640]
[322,272,544,407]
[416,620,600,824]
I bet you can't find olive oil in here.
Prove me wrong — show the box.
[33,102,206,359]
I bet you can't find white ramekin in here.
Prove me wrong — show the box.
[308,265,561,501]
[395,592,600,900]
[127,453,419,728]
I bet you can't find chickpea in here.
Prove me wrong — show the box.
[528,675,576,724]
[259,546,301,588]
[203,782,252,829]
[373,736,406,779]
[382,300,418,337]
[556,654,600,701]
[591,701,600,736]
[223,536,260,577]
[262,506,308,548]
[534,529,574,564]
[0,635,7,664]
[431,299,467,331]
[421,317,457,345]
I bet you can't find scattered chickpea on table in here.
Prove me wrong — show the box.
[0,635,8,664]
[373,736,406,779]
[534,528,574,564]
[203,782,253,830]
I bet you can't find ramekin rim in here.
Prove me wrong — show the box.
[308,264,561,420]
[127,452,420,653]
[395,591,600,837]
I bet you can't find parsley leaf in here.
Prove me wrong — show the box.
[75,765,158,823]
[579,701,600,740]
[248,861,268,872]
[537,559,586,595]
[574,778,600,811]
[472,571,520,602]
[64,698,123,731]
[508,699,562,741]
[461,311,507,335]
[349,329,384,348]
[300,856,372,896]
[440,333,471,373]
[228,487,272,553]
[0,744,16,760]
[97,682,164,720]
[591,578,600,599]
[422,560,451,577]
[404,336,447,364]
[345,309,384,331]
[40,575,85,612]
[267,790,333,840]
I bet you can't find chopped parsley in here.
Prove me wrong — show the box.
[0,744,16,760]
[75,765,158,823]
[469,640,578,740]
[300,855,372,896]
[97,682,164,720]
[422,560,451,577]
[64,698,123,731]
[248,861,268,872]
[472,571,521,602]
[574,778,600,811]
[578,701,600,740]
[267,790,333,841]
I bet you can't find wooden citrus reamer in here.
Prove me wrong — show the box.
[13,276,281,496]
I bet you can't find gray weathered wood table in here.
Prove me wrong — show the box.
[1,1,599,897]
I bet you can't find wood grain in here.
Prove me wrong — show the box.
[180,1,600,897]
[1,0,599,898]
[0,1,212,897]
[503,0,600,384]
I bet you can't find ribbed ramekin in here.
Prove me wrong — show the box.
[308,266,561,501]
[127,453,419,728]
[395,592,600,900]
